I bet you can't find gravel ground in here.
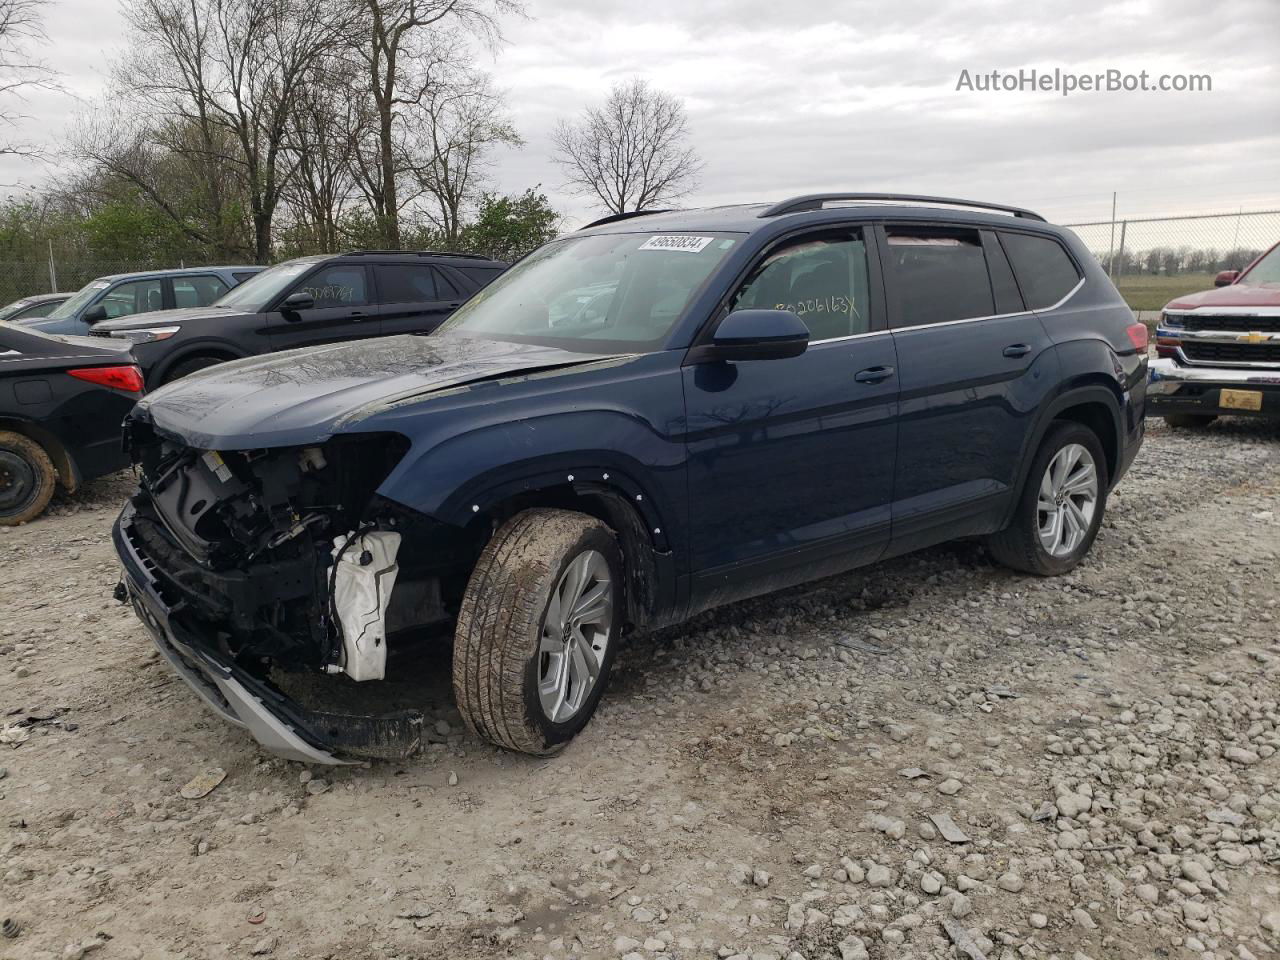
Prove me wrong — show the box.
[2,418,1278,960]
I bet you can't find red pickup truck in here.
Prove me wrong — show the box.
[1148,240,1280,425]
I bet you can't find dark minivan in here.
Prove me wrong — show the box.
[113,194,1146,764]
[90,251,506,386]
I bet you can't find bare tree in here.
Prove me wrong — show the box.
[551,78,702,215]
[411,54,520,245]
[347,0,519,247]
[110,0,352,261]
[282,60,364,252]
[0,0,57,157]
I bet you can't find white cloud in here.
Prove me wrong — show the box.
[3,0,1278,229]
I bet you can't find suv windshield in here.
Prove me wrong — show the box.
[214,258,322,312]
[1240,245,1280,287]
[45,279,110,320]
[439,232,740,351]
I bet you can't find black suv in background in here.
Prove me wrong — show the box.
[90,251,507,386]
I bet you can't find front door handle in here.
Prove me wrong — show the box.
[350,311,368,322]
[1003,343,1032,358]
[854,365,895,384]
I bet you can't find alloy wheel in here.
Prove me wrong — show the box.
[1037,443,1098,558]
[537,549,613,724]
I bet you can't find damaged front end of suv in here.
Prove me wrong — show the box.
[115,420,470,764]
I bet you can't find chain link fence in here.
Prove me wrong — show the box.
[0,256,249,309]
[1062,209,1280,312]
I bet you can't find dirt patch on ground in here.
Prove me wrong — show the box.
[2,419,1278,960]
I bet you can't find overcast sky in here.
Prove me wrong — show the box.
[4,0,1279,229]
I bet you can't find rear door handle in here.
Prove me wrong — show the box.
[1003,343,1032,358]
[854,365,895,384]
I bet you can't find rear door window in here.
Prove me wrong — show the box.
[433,267,462,298]
[454,265,504,288]
[173,274,230,308]
[884,226,995,327]
[374,264,440,303]
[998,231,1081,309]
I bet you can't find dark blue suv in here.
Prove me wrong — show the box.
[112,194,1148,763]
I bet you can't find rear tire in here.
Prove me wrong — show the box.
[985,421,1109,576]
[0,431,57,526]
[163,354,227,384]
[453,508,623,755]
[1163,413,1216,429]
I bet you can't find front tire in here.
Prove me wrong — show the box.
[453,508,623,755]
[0,431,57,526]
[1163,413,1216,429]
[986,421,1109,576]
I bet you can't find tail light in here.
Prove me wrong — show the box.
[1124,322,1149,353]
[68,365,145,393]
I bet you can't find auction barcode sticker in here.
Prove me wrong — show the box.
[638,235,716,253]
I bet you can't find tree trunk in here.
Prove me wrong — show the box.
[254,211,272,264]
[379,107,399,248]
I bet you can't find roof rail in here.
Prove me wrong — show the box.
[343,249,494,260]
[579,209,673,231]
[759,193,1046,222]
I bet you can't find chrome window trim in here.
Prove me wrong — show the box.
[809,329,889,346]
[884,275,1086,334]
[805,275,1087,344]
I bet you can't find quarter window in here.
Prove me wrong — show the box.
[730,230,871,341]
[999,232,1081,310]
[293,266,367,308]
[100,278,165,319]
[885,227,994,327]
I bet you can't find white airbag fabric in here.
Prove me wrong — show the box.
[331,531,401,681]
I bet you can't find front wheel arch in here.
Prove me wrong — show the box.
[152,344,245,386]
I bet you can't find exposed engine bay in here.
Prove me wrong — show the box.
[123,422,473,685]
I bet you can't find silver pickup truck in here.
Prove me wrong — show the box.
[1148,241,1280,426]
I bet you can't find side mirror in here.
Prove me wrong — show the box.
[1214,270,1240,287]
[83,304,108,324]
[281,291,315,312]
[688,309,810,364]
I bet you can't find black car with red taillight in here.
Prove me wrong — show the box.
[1,323,144,524]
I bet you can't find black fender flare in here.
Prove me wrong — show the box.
[1000,379,1124,528]
[434,455,674,555]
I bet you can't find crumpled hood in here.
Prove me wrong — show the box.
[1166,283,1280,310]
[130,333,612,449]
